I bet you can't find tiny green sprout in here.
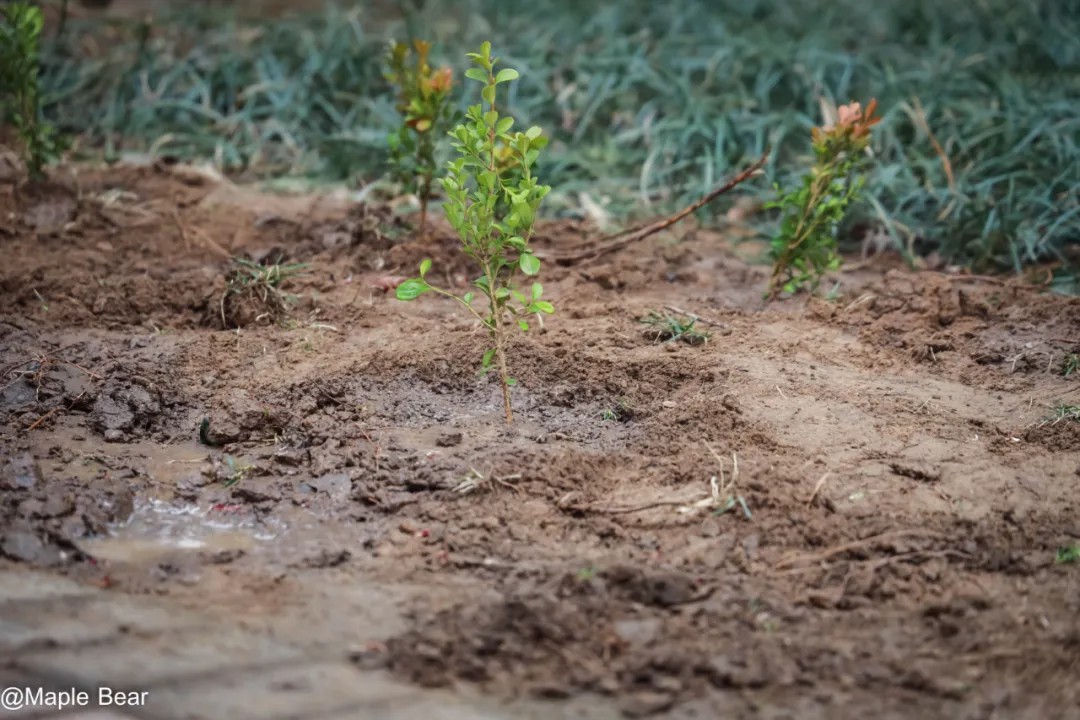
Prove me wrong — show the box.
[767,99,882,298]
[600,398,632,422]
[384,39,455,234]
[0,2,68,178]
[638,311,710,345]
[222,455,254,487]
[1050,404,1080,424]
[1055,544,1080,564]
[396,42,554,424]
[1062,353,1079,378]
[576,566,596,581]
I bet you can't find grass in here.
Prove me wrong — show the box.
[639,310,711,345]
[601,398,632,422]
[218,256,308,328]
[32,0,1080,285]
[1047,404,1080,425]
[1062,353,1079,378]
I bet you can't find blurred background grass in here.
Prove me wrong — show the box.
[34,0,1080,288]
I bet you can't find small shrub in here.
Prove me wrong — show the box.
[0,2,67,178]
[384,39,455,233]
[767,99,881,298]
[396,42,554,424]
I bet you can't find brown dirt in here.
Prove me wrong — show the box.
[2,162,1080,719]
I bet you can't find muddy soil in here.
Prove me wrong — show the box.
[2,163,1079,719]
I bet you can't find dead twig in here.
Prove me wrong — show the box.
[561,497,709,515]
[806,472,831,507]
[773,528,946,571]
[548,152,768,264]
[906,98,957,196]
[25,406,61,431]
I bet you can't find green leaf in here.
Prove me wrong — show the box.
[513,202,535,228]
[419,258,431,278]
[532,300,555,314]
[395,278,430,301]
[482,348,496,368]
[495,287,511,299]
[525,126,543,140]
[482,110,498,127]
[507,235,527,250]
[463,292,475,305]
[482,85,496,105]
[531,282,543,300]
[495,117,515,135]
[519,253,540,276]
[464,68,488,83]
[505,377,518,386]
[518,319,529,331]
[495,68,520,84]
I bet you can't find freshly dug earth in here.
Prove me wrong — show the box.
[2,163,1079,718]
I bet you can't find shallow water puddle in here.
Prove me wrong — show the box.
[79,498,284,564]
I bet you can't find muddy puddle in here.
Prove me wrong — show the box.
[77,497,282,564]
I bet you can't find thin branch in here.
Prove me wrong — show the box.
[548,152,768,264]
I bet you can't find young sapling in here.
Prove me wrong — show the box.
[395,42,553,423]
[767,99,882,298]
[384,39,455,234]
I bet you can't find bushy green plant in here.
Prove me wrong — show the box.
[766,99,882,298]
[396,42,554,424]
[384,39,455,233]
[0,2,67,178]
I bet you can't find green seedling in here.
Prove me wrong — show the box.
[601,397,632,422]
[385,39,455,233]
[198,418,219,447]
[638,310,711,345]
[1055,544,1080,565]
[767,99,882,298]
[1062,353,1079,378]
[396,42,554,424]
[1,2,67,178]
[222,454,254,487]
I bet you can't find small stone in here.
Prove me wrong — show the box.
[1,529,62,566]
[232,483,282,504]
[273,449,304,467]
[1,453,42,490]
[652,675,683,694]
[530,683,572,699]
[435,431,463,447]
[293,542,351,569]
[619,691,674,717]
[613,618,661,646]
[104,428,125,443]
[305,473,351,500]
[699,517,721,538]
